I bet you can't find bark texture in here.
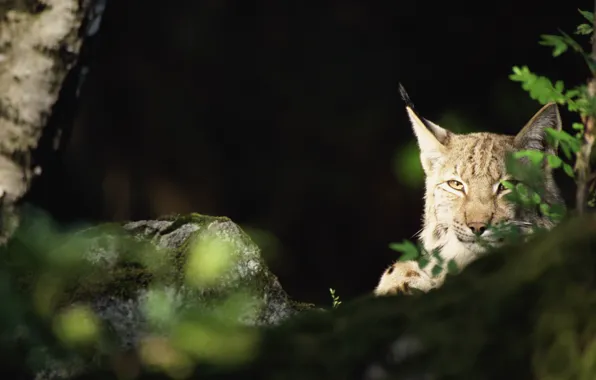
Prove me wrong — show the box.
[0,0,89,242]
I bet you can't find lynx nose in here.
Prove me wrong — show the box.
[467,222,487,236]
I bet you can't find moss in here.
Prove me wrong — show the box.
[66,264,154,305]
[187,215,596,380]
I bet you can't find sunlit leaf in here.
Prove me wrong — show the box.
[540,203,551,217]
[546,154,562,169]
[185,234,235,288]
[579,9,594,23]
[513,150,544,165]
[539,34,568,57]
[53,305,100,347]
[532,192,542,204]
[500,180,516,190]
[563,163,575,178]
[389,240,419,261]
[576,23,593,35]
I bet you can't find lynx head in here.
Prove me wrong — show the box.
[401,85,564,266]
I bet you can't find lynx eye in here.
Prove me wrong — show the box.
[497,179,519,194]
[447,180,464,191]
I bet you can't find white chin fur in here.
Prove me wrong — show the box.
[436,230,482,269]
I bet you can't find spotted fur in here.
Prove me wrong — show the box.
[374,88,564,296]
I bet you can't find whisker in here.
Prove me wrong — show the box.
[411,227,424,239]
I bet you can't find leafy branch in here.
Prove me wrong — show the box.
[389,241,458,278]
[510,8,596,215]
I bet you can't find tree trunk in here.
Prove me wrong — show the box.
[0,0,91,242]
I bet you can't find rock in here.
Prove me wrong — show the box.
[11,212,313,379]
[85,214,308,335]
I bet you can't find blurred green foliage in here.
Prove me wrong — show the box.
[0,207,299,379]
[393,141,423,188]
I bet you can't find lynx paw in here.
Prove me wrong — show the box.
[373,260,436,296]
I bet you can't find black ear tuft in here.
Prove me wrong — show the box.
[399,82,438,133]
[398,82,416,110]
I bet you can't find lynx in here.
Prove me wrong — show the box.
[374,86,564,296]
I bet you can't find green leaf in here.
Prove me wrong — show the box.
[431,265,443,278]
[500,180,516,190]
[539,34,568,57]
[560,143,572,160]
[566,88,581,98]
[546,128,581,153]
[579,9,594,23]
[549,203,567,221]
[572,122,585,131]
[546,154,562,169]
[389,240,419,261]
[563,163,575,178]
[513,150,544,165]
[516,183,530,202]
[509,66,591,109]
[505,152,544,191]
[418,256,430,269]
[447,260,459,275]
[540,203,550,216]
[576,23,593,35]
[509,66,567,105]
[531,192,541,204]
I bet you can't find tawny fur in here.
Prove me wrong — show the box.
[374,94,564,296]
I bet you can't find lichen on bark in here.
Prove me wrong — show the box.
[0,0,90,243]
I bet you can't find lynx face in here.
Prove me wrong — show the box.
[410,103,563,267]
[427,133,522,257]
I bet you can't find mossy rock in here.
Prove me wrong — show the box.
[76,214,312,337]
[1,210,314,379]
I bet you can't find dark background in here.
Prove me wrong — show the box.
[26,0,591,305]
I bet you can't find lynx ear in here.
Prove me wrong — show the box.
[513,103,562,154]
[399,84,451,173]
[406,107,451,173]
